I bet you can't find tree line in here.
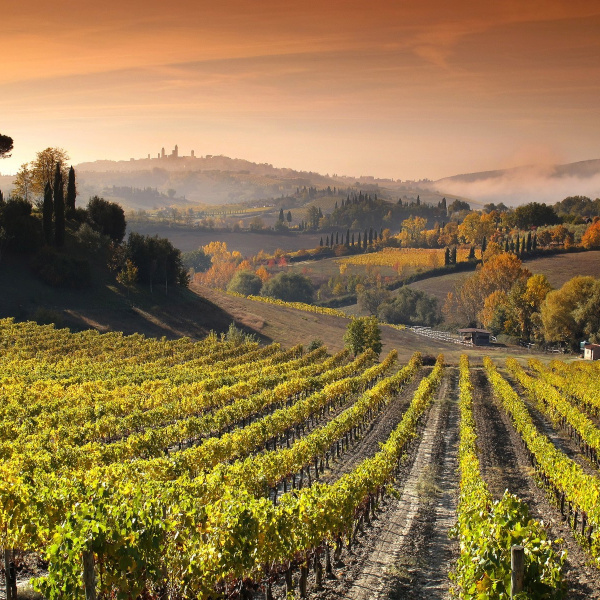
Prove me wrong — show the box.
[1,142,187,292]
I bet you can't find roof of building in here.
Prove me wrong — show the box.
[457,328,492,334]
[584,343,600,349]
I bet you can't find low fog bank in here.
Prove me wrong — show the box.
[431,162,600,207]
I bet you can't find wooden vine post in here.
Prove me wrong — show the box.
[82,549,97,600]
[511,545,524,598]
[4,548,17,600]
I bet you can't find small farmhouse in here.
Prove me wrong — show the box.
[583,343,600,360]
[458,328,492,346]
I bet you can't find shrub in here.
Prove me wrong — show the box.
[307,339,323,352]
[227,271,263,296]
[33,308,64,327]
[75,223,107,250]
[30,248,91,289]
[223,322,257,346]
[125,233,188,288]
[344,316,382,357]
[377,287,441,327]
[87,196,126,243]
[261,272,314,303]
[182,249,212,273]
[0,198,42,253]
[357,287,390,315]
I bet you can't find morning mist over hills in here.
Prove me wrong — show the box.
[56,155,600,210]
[3,150,599,211]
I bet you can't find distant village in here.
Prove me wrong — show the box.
[133,145,201,161]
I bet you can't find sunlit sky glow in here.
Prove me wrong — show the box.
[2,0,599,179]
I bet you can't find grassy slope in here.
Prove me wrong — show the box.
[408,250,600,306]
[3,247,597,365]
[0,251,236,340]
[189,283,548,365]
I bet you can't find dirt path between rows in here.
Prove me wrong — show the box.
[318,368,459,600]
[472,367,600,599]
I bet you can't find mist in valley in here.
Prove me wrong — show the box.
[432,160,600,207]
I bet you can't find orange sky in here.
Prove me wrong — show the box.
[1,0,600,179]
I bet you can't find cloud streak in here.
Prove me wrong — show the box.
[1,1,600,181]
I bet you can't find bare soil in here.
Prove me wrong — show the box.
[127,225,325,256]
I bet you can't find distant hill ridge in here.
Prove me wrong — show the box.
[3,155,599,209]
[76,154,336,180]
[435,158,600,185]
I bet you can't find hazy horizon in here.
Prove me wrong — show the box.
[2,1,599,181]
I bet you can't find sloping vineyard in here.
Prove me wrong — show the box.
[2,318,600,599]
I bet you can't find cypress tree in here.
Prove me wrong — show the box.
[326,235,330,247]
[532,233,537,251]
[346,229,350,246]
[43,182,53,245]
[335,232,339,245]
[357,232,361,247]
[468,245,475,260]
[53,164,65,247]
[319,237,323,247]
[54,179,65,247]
[351,233,355,247]
[451,246,457,264]
[481,236,487,254]
[66,166,77,218]
[526,231,532,252]
[444,247,450,266]
[278,208,284,222]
